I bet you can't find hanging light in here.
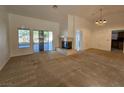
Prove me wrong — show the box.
[52,5,58,9]
[95,8,107,26]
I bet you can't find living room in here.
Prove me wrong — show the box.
[0,5,124,87]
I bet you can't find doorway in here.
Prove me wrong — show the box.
[76,31,82,51]
[33,30,53,53]
[111,30,124,53]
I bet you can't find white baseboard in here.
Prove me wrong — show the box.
[10,51,34,57]
[0,57,10,71]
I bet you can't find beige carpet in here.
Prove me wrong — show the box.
[0,49,124,87]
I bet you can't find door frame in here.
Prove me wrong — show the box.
[111,29,124,52]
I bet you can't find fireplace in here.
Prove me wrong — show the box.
[62,41,72,49]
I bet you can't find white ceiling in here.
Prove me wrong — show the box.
[6,5,124,24]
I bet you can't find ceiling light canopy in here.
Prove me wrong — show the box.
[95,8,107,26]
[52,5,58,9]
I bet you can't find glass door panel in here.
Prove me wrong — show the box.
[48,32,53,51]
[44,31,49,51]
[39,31,44,51]
[33,31,39,52]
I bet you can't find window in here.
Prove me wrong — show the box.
[18,29,30,48]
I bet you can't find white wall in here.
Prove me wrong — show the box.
[59,21,68,38]
[74,16,92,50]
[9,13,60,57]
[91,13,124,52]
[68,15,74,38]
[0,6,10,70]
[91,27,112,51]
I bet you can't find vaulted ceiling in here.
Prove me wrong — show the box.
[6,5,124,24]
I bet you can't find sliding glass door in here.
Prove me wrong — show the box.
[44,31,53,51]
[44,31,49,51]
[33,30,53,52]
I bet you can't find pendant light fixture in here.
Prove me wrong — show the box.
[52,5,58,9]
[95,8,107,25]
